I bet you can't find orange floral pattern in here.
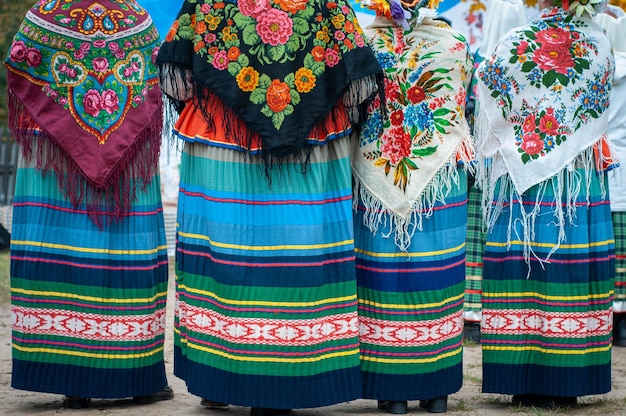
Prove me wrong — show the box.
[167,0,369,130]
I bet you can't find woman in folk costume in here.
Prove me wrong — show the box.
[352,0,473,413]
[595,3,626,347]
[475,0,615,408]
[4,0,173,409]
[463,0,528,344]
[155,0,382,414]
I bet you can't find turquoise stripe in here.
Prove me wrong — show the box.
[13,168,167,257]
[180,150,350,195]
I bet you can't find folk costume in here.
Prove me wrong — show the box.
[475,1,615,403]
[5,0,170,403]
[595,5,626,346]
[351,0,473,412]
[156,0,382,411]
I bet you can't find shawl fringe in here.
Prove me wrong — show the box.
[8,90,162,229]
[477,143,609,275]
[160,65,383,179]
[354,134,473,253]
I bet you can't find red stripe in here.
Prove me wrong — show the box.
[356,257,465,273]
[186,335,360,356]
[13,336,164,351]
[181,188,351,206]
[11,296,166,310]
[177,247,355,268]
[11,255,168,271]
[182,292,357,314]
[13,201,163,217]
[483,254,615,264]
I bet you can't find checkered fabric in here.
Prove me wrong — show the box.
[614,212,626,312]
[464,184,485,321]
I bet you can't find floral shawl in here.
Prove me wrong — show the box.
[156,0,383,158]
[475,6,615,263]
[352,14,473,250]
[4,0,163,226]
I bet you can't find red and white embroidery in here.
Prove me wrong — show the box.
[359,311,463,346]
[482,309,611,337]
[180,302,359,346]
[12,306,166,341]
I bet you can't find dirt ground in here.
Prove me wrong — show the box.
[2,270,626,416]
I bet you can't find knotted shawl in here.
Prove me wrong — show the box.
[352,10,473,250]
[156,0,383,158]
[5,0,163,226]
[475,6,615,263]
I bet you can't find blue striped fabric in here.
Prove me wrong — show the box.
[10,150,169,398]
[353,169,467,401]
[173,138,362,408]
[481,169,615,397]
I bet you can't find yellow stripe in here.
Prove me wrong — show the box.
[465,274,483,281]
[359,293,464,310]
[182,284,357,307]
[482,291,611,301]
[361,346,462,364]
[187,342,359,363]
[13,344,164,359]
[11,240,168,255]
[178,231,353,251]
[483,344,611,355]
[486,239,614,249]
[11,288,168,304]
[464,302,482,308]
[355,242,465,258]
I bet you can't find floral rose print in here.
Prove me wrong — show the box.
[5,0,160,143]
[92,57,110,73]
[83,89,104,117]
[266,79,291,112]
[256,8,293,46]
[480,8,613,164]
[168,0,367,129]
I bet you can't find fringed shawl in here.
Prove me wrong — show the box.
[4,0,163,227]
[352,14,473,251]
[475,7,616,265]
[155,0,383,158]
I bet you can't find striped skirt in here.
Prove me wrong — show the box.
[10,150,169,398]
[353,170,467,401]
[464,183,485,322]
[481,170,615,397]
[613,212,626,313]
[174,138,361,409]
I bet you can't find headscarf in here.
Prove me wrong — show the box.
[155,0,383,158]
[474,5,615,263]
[352,0,473,250]
[4,0,163,227]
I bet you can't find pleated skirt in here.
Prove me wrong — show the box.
[464,183,485,322]
[613,212,626,313]
[353,169,467,401]
[174,138,361,409]
[481,170,615,396]
[10,152,169,398]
